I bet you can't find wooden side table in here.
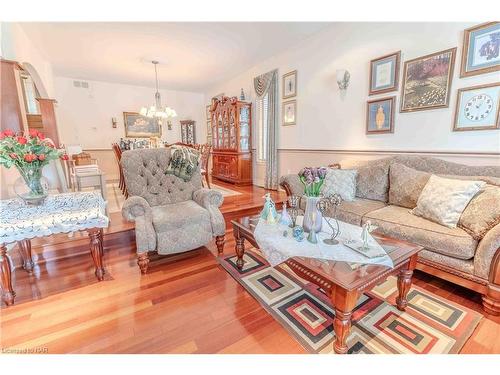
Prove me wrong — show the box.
[0,191,109,306]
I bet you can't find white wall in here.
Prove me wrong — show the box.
[54,76,206,149]
[204,22,500,182]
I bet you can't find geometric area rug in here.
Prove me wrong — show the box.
[219,248,482,354]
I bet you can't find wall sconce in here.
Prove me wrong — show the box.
[111,117,117,128]
[336,69,350,90]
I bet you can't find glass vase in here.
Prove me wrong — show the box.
[14,167,49,206]
[302,196,323,233]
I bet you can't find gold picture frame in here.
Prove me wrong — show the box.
[282,70,297,99]
[282,100,296,126]
[366,96,396,134]
[453,82,500,132]
[123,112,161,138]
[460,22,500,78]
[369,51,401,96]
[400,48,456,113]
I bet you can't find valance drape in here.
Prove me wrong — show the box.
[254,69,279,190]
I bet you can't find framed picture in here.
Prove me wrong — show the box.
[460,22,500,78]
[282,70,297,99]
[123,112,161,138]
[282,100,296,126]
[369,51,401,95]
[366,96,395,134]
[453,82,500,132]
[400,48,456,112]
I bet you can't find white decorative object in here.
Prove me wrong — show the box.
[253,216,393,268]
[321,169,358,201]
[412,175,486,228]
[0,191,109,244]
[336,69,350,90]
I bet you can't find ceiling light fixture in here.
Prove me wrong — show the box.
[139,60,177,121]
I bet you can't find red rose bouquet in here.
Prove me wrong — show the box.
[0,129,67,203]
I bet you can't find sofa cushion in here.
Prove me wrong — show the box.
[418,250,474,275]
[355,157,391,202]
[389,163,431,208]
[458,185,500,240]
[321,169,357,201]
[335,198,387,226]
[152,200,211,233]
[363,205,478,260]
[412,175,485,228]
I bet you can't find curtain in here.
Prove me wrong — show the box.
[254,69,278,190]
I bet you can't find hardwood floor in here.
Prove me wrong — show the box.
[1,180,498,354]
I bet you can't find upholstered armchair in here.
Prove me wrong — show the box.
[121,148,225,274]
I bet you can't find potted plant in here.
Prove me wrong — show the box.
[298,167,327,233]
[0,129,68,205]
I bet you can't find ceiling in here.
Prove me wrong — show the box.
[19,22,331,92]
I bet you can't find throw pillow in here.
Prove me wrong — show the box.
[165,145,200,181]
[321,169,357,201]
[389,163,431,208]
[355,158,391,202]
[412,175,486,228]
[458,185,500,240]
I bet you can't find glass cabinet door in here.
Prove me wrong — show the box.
[217,114,223,148]
[229,110,236,149]
[239,106,250,152]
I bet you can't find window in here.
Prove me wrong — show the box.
[20,73,41,114]
[257,92,269,162]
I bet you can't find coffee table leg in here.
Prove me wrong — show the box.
[396,254,418,311]
[1,244,15,306]
[18,240,35,274]
[332,288,359,354]
[88,228,105,281]
[233,228,245,270]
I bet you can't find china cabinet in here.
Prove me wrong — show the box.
[210,96,252,185]
[180,120,196,144]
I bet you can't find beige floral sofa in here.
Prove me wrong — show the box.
[279,155,500,315]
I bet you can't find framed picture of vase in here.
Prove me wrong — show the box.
[366,96,395,134]
[282,70,297,99]
[123,112,161,138]
[282,100,296,126]
[460,22,500,78]
[400,47,456,113]
[369,51,401,95]
[453,82,500,132]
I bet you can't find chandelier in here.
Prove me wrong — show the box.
[139,61,177,120]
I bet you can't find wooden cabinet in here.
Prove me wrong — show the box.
[180,120,196,144]
[210,96,252,185]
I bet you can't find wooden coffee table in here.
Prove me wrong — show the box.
[231,216,423,354]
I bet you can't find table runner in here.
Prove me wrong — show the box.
[253,216,393,268]
[0,191,109,244]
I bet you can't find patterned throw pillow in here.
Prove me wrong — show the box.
[321,169,357,201]
[389,163,431,208]
[165,145,200,181]
[412,175,486,228]
[458,185,500,240]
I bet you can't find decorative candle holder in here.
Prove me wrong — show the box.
[288,195,300,228]
[317,194,343,245]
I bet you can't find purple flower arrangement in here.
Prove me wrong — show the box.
[298,167,327,197]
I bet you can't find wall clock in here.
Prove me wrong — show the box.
[453,83,500,131]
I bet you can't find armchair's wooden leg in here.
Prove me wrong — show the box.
[137,253,150,274]
[215,235,225,255]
